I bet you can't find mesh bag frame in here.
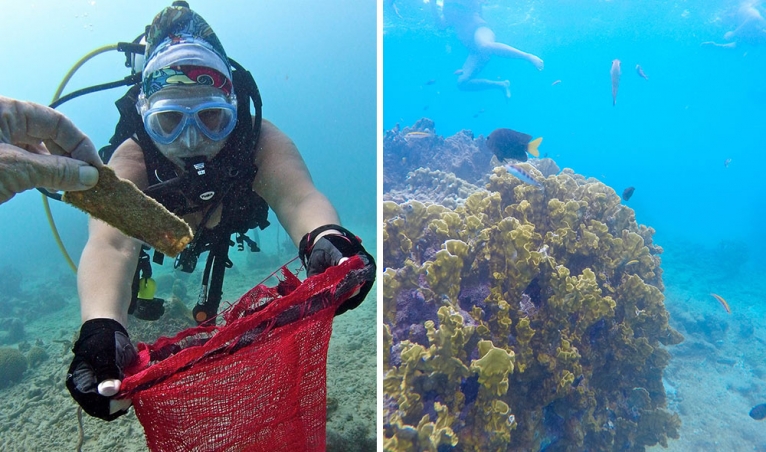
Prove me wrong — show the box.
[118,257,370,452]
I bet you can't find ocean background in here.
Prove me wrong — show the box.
[385,0,766,450]
[0,0,376,450]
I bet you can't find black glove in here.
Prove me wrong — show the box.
[299,224,376,315]
[66,318,137,421]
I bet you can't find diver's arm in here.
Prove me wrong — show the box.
[77,140,148,327]
[253,119,340,246]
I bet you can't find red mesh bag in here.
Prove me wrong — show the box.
[118,257,371,452]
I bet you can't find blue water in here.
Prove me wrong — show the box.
[0,1,376,450]
[1,0,376,273]
[385,0,766,450]
[385,0,766,248]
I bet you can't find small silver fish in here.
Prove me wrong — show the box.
[505,164,542,187]
[403,131,434,140]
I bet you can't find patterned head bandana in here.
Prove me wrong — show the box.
[141,6,233,99]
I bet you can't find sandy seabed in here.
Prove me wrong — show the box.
[647,243,766,452]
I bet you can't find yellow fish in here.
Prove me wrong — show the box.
[710,293,731,314]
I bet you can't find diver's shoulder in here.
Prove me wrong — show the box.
[257,118,295,148]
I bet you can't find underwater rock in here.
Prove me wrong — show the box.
[25,346,49,368]
[534,158,561,178]
[384,118,493,192]
[0,318,25,345]
[172,279,189,300]
[385,168,481,209]
[0,347,27,388]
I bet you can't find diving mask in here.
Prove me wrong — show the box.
[140,93,237,145]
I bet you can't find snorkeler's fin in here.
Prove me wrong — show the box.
[527,137,542,158]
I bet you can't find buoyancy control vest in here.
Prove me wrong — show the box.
[101,59,271,325]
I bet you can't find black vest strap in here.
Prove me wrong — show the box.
[98,84,142,164]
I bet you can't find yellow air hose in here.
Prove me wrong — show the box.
[45,44,120,274]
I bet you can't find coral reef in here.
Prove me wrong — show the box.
[383,119,561,209]
[25,346,49,368]
[0,319,25,345]
[386,168,482,210]
[0,347,27,389]
[383,123,683,451]
[384,118,493,192]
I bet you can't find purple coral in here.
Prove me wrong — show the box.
[392,288,438,345]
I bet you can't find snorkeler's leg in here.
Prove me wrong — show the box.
[456,53,511,99]
[474,27,544,70]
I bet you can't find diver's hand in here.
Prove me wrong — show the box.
[299,224,377,315]
[0,96,101,203]
[66,319,137,421]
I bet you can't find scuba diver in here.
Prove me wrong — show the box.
[0,96,101,203]
[65,3,375,421]
[431,0,544,99]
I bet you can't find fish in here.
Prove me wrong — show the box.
[572,374,584,388]
[636,64,649,80]
[724,158,732,167]
[486,128,542,162]
[424,79,436,86]
[551,79,562,86]
[611,59,621,106]
[404,131,434,140]
[710,293,731,314]
[505,164,542,187]
[750,403,766,420]
[622,186,635,201]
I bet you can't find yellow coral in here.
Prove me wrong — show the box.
[429,211,463,239]
[493,300,512,336]
[384,324,393,371]
[383,152,683,450]
[416,403,459,451]
[383,342,429,420]
[384,200,402,221]
[424,249,464,301]
[470,340,515,397]
[514,317,535,372]
[558,369,575,390]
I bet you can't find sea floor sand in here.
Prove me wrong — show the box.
[649,245,766,452]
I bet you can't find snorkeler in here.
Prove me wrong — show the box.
[431,0,544,99]
[702,0,766,48]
